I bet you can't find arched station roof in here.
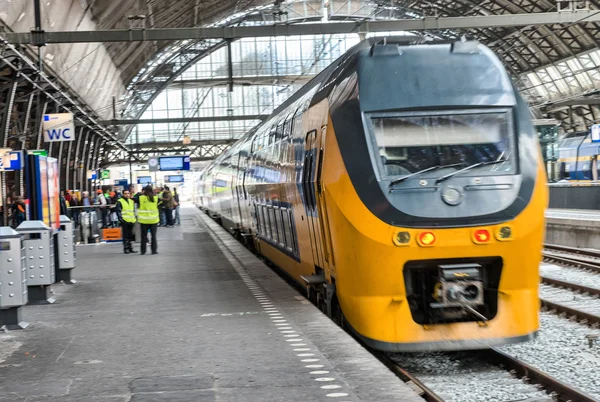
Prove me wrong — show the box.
[99,0,600,140]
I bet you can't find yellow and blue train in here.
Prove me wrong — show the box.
[196,38,548,352]
[557,131,600,181]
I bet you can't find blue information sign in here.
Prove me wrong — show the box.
[166,175,184,183]
[159,156,191,171]
[137,176,152,184]
[0,151,23,171]
[592,124,600,143]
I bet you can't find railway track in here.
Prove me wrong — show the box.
[543,244,600,274]
[542,243,600,326]
[381,347,597,402]
[377,247,600,402]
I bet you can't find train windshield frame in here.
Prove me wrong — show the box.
[365,108,516,181]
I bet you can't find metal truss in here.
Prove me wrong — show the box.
[5,0,597,177]
[0,42,130,203]
[105,142,232,165]
[98,114,269,125]
[5,11,600,44]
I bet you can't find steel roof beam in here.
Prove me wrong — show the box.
[99,115,268,125]
[167,75,312,88]
[128,139,236,148]
[544,97,600,112]
[6,11,600,44]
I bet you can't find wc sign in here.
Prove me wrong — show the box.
[43,113,75,142]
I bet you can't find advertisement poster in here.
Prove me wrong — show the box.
[37,156,50,227]
[47,157,60,230]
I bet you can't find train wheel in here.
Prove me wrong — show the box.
[331,297,346,329]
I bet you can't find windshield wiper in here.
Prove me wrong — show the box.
[435,159,509,184]
[389,163,465,187]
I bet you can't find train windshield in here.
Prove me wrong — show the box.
[368,110,516,180]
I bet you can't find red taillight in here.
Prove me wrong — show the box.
[418,232,436,247]
[472,229,491,244]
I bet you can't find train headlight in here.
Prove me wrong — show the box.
[496,226,514,241]
[417,232,436,247]
[441,186,463,206]
[393,231,411,246]
[472,229,491,244]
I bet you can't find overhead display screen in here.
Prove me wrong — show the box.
[137,176,152,184]
[166,175,184,183]
[159,156,191,171]
[159,156,184,171]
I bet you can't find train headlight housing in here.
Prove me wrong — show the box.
[393,231,411,246]
[417,232,436,247]
[472,229,491,244]
[496,226,514,241]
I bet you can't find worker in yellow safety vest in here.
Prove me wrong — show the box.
[116,189,137,254]
[138,185,160,255]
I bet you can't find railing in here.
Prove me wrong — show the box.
[67,205,119,244]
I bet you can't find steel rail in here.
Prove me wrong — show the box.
[542,251,600,274]
[542,276,600,297]
[375,353,445,402]
[486,349,598,402]
[544,243,600,259]
[541,298,600,326]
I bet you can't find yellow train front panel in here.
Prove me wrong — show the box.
[321,111,547,351]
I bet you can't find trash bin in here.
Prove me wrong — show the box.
[0,227,28,329]
[16,221,56,304]
[80,210,100,244]
[56,215,76,283]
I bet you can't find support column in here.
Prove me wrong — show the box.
[35,100,48,150]
[73,128,85,191]
[1,80,19,226]
[79,130,90,192]
[65,128,80,192]
[227,39,234,93]
[57,141,64,190]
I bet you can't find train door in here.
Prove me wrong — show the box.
[236,154,252,231]
[231,158,242,228]
[316,126,334,270]
[302,129,326,272]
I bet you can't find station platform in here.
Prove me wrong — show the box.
[0,206,421,402]
[545,208,600,248]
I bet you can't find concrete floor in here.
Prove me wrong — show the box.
[0,206,422,402]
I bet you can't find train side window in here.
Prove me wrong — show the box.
[288,209,297,254]
[282,208,293,251]
[254,204,261,235]
[268,207,278,243]
[272,141,281,167]
[261,206,270,239]
[275,207,285,246]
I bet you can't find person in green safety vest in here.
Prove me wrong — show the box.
[138,185,160,255]
[116,189,137,254]
[157,187,166,226]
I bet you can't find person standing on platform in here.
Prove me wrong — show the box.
[162,186,175,228]
[96,189,109,227]
[116,189,137,254]
[173,187,180,225]
[60,191,68,216]
[10,196,26,228]
[138,185,159,255]
[157,187,166,227]
[70,193,80,227]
